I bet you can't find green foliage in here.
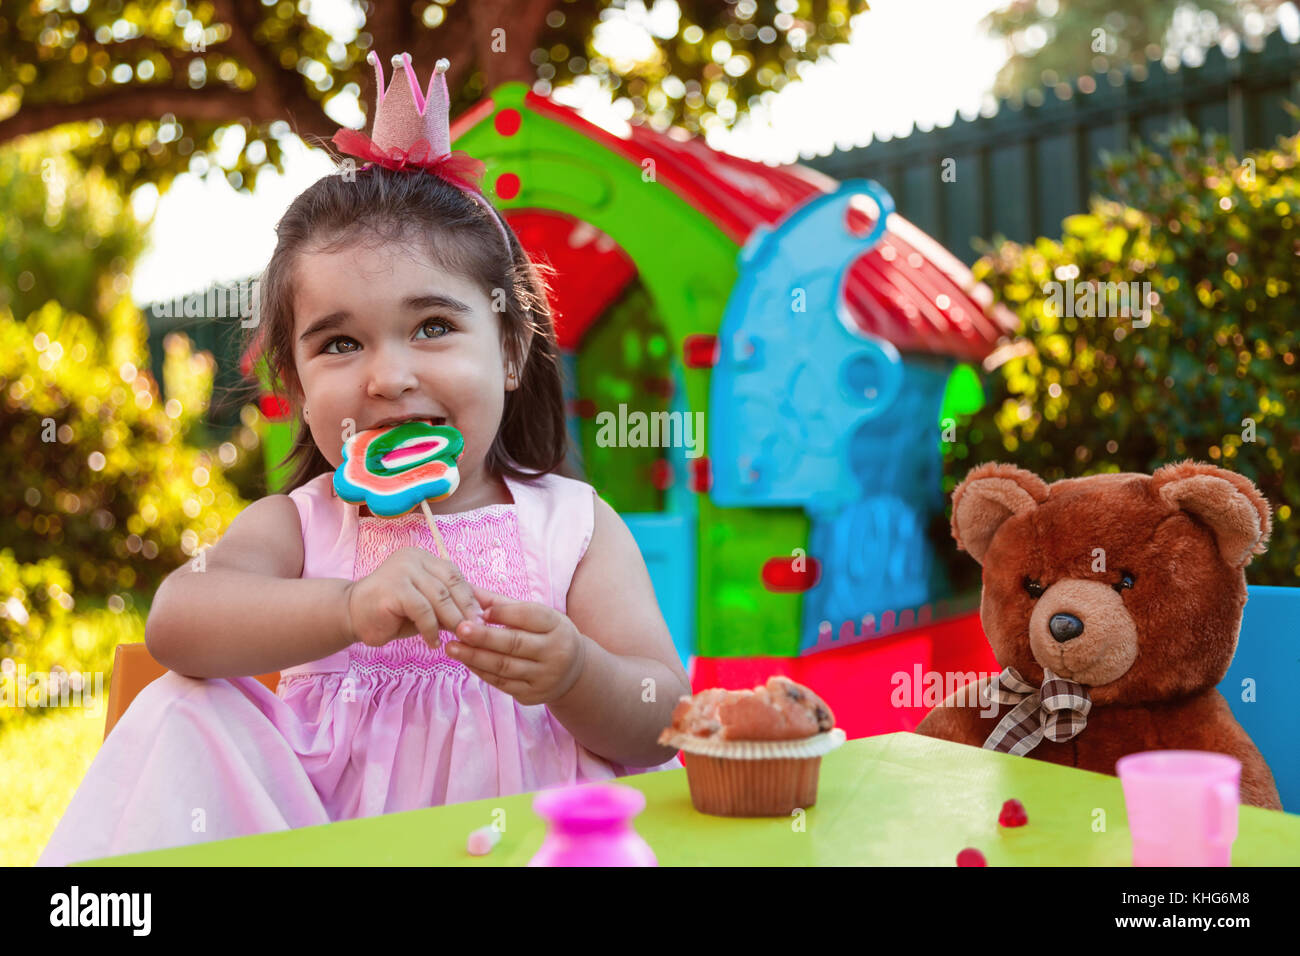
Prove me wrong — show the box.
[0,131,143,324]
[982,0,1253,97]
[0,0,869,196]
[564,0,871,136]
[947,126,1299,584]
[0,545,146,732]
[1,293,250,586]
[0,0,297,196]
[0,134,257,715]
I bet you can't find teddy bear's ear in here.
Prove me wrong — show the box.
[1152,461,1272,568]
[950,463,1049,565]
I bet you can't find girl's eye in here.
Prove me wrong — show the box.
[1023,577,1045,599]
[320,319,449,354]
[417,318,451,339]
[321,336,358,355]
[1114,571,1136,593]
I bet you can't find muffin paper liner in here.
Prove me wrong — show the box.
[660,727,846,760]
[681,753,824,816]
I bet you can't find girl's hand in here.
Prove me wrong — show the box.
[344,547,484,649]
[446,585,588,706]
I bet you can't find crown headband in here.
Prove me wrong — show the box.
[332,51,513,253]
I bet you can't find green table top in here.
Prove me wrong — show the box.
[80,732,1300,866]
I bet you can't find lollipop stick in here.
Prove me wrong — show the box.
[418,499,454,651]
[419,499,449,560]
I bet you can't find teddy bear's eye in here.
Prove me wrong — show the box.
[1114,571,1136,593]
[1023,577,1045,599]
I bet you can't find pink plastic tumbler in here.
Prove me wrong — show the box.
[1116,751,1241,867]
[528,782,657,867]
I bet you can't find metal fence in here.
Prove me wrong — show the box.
[806,32,1300,264]
[143,300,255,433]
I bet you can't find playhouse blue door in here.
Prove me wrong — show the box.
[561,350,697,671]
[623,361,698,670]
[622,513,696,670]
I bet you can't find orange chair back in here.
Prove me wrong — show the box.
[103,643,280,741]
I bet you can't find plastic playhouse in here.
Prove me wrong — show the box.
[239,81,1020,736]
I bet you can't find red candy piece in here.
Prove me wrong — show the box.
[956,848,986,867]
[998,799,1028,827]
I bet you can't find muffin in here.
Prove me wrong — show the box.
[658,676,846,817]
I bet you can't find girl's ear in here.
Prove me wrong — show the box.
[285,370,305,407]
[286,376,312,422]
[504,327,533,390]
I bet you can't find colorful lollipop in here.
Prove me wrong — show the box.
[334,420,464,557]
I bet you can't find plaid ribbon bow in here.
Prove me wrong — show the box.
[981,666,1092,755]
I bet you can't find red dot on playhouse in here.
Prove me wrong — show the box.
[999,799,1028,827]
[494,108,522,136]
[494,172,520,200]
[956,848,986,867]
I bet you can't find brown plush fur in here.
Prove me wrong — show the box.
[913,460,1282,811]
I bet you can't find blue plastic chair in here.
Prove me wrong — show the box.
[1218,585,1300,813]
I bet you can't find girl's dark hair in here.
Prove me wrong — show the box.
[240,161,574,494]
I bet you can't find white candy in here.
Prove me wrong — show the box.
[467,825,501,856]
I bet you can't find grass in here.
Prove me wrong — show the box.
[1,593,150,866]
[1,701,107,867]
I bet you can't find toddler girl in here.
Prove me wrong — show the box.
[37,53,688,867]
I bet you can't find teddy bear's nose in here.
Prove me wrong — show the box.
[1049,613,1085,642]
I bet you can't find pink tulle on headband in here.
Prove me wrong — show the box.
[331,127,512,251]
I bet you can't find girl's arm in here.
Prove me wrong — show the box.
[144,494,354,679]
[547,494,693,767]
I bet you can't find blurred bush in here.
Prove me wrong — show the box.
[0,296,253,720]
[0,133,256,721]
[0,547,144,731]
[0,129,142,324]
[946,124,1298,584]
[2,297,249,591]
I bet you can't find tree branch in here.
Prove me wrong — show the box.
[212,0,334,138]
[408,7,475,78]
[362,0,406,62]
[470,0,551,87]
[0,85,283,143]
[408,6,480,111]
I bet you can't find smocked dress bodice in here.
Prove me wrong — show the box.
[275,470,683,815]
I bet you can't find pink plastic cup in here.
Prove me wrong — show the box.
[528,783,657,867]
[1116,751,1241,867]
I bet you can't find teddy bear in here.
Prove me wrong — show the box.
[913,460,1282,811]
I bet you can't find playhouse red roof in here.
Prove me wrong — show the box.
[517,92,1018,363]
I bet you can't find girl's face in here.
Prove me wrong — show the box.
[290,237,519,506]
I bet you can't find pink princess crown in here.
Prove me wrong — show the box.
[332,50,511,249]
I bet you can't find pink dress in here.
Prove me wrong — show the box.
[37,469,683,866]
